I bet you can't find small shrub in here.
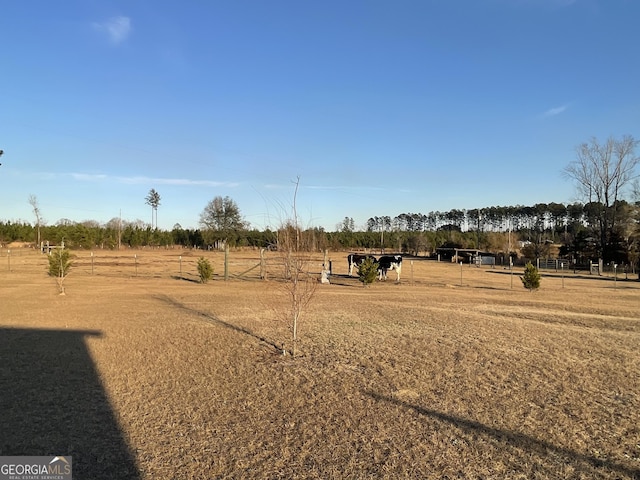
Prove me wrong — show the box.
[358,257,379,286]
[47,249,73,294]
[48,249,72,278]
[197,257,213,283]
[521,261,541,291]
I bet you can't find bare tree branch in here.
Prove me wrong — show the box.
[563,135,640,261]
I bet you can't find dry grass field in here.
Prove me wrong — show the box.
[1,247,639,479]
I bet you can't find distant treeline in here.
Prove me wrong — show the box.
[1,200,639,267]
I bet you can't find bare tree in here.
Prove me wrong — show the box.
[145,189,161,229]
[563,135,640,261]
[28,194,43,250]
[273,177,318,357]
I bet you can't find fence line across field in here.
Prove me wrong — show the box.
[3,248,639,292]
[67,248,327,281]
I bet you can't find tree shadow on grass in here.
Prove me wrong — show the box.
[0,327,140,479]
[154,294,283,353]
[365,390,640,479]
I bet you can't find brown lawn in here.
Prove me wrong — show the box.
[1,248,639,479]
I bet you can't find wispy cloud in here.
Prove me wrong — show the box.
[507,0,577,6]
[541,104,568,117]
[71,173,108,181]
[92,16,132,45]
[306,184,386,191]
[70,173,238,187]
[550,0,577,7]
[264,183,385,191]
[501,0,578,10]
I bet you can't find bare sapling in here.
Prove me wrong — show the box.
[273,177,318,358]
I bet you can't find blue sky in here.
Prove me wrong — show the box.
[1,0,638,231]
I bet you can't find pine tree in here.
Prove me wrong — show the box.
[145,189,161,229]
[358,257,379,287]
[48,249,73,294]
[521,261,541,291]
[197,257,213,283]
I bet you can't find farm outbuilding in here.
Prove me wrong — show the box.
[435,247,481,263]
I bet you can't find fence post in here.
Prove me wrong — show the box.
[260,248,266,280]
[599,259,603,276]
[224,244,229,281]
[510,258,513,289]
[7,249,10,271]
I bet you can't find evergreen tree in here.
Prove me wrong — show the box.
[520,262,541,292]
[197,257,213,283]
[145,189,161,229]
[199,196,246,246]
[358,257,379,287]
[48,249,73,294]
